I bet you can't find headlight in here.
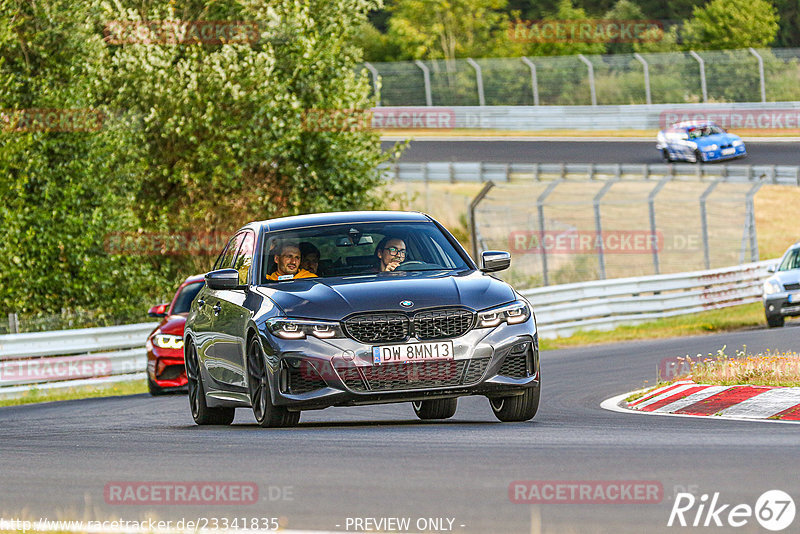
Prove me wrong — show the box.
[266,318,343,339]
[732,140,744,147]
[153,334,184,349]
[477,300,531,328]
[704,144,718,152]
[764,280,783,295]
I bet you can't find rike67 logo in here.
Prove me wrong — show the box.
[668,490,795,531]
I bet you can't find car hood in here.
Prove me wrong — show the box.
[771,270,800,288]
[254,270,516,320]
[155,314,187,336]
[696,133,739,147]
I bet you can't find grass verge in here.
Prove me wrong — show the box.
[680,347,800,387]
[0,379,148,408]
[539,301,766,351]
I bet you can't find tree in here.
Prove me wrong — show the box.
[519,0,607,57]
[1,0,396,320]
[682,0,779,50]
[387,0,519,60]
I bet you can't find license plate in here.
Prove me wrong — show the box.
[372,341,454,365]
[789,293,799,303]
[721,148,735,155]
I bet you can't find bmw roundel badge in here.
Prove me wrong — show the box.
[400,300,414,308]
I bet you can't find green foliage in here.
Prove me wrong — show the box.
[520,0,606,57]
[0,0,170,317]
[1,0,396,319]
[682,0,780,50]
[387,0,519,60]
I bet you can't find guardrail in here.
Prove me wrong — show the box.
[370,103,800,130]
[0,261,775,395]
[0,323,155,398]
[523,260,772,338]
[380,161,800,185]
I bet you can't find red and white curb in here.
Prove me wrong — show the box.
[601,380,800,424]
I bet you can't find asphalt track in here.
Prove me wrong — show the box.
[2,324,799,533]
[381,139,800,166]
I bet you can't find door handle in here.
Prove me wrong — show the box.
[213,303,221,316]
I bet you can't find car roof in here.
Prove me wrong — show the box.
[672,120,718,130]
[246,211,433,233]
[183,273,206,285]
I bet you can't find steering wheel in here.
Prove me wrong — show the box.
[394,261,427,271]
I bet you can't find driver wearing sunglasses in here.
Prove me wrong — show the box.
[375,236,407,272]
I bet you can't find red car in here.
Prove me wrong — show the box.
[145,274,205,395]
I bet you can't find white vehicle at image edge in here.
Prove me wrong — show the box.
[656,120,746,163]
[763,241,800,327]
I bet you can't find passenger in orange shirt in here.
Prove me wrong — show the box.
[266,242,317,281]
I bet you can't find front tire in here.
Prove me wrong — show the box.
[489,385,540,422]
[247,336,300,428]
[662,148,672,162]
[412,398,458,420]
[147,373,167,396]
[694,149,704,164]
[185,341,235,425]
[766,314,784,328]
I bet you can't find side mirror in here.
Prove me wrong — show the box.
[148,303,169,318]
[205,268,242,290]
[481,251,511,273]
[767,264,777,273]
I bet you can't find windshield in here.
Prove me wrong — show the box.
[259,221,470,283]
[779,248,800,271]
[170,281,204,314]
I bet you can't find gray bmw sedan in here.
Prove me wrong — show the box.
[185,211,540,427]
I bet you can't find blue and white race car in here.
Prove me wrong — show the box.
[656,121,746,163]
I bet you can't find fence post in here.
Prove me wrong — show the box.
[689,51,708,103]
[537,180,563,286]
[363,62,381,106]
[594,180,618,279]
[648,177,671,274]
[466,58,486,106]
[748,48,767,103]
[578,54,597,106]
[8,312,19,334]
[700,180,721,269]
[742,181,764,263]
[521,57,540,106]
[633,53,652,105]
[469,181,496,261]
[415,60,433,106]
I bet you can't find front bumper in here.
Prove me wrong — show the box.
[700,145,746,162]
[146,346,188,388]
[764,293,800,318]
[261,319,539,411]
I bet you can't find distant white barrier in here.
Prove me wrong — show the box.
[523,260,773,339]
[0,323,155,398]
